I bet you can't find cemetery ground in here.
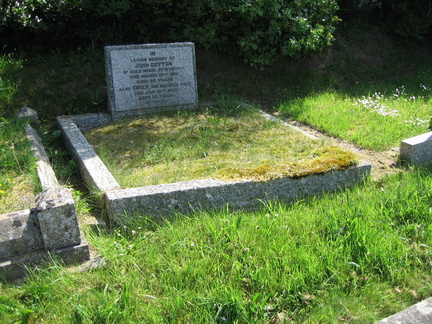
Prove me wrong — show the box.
[1,29,432,322]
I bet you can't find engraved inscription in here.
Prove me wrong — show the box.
[112,49,194,110]
[106,43,197,117]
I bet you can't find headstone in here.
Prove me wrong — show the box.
[105,42,198,120]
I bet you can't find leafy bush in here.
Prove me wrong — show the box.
[0,0,92,47]
[1,0,340,67]
[231,0,340,67]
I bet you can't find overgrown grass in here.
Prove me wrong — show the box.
[0,117,37,213]
[2,169,432,323]
[85,106,357,187]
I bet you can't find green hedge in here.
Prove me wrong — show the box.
[1,1,430,67]
[0,0,339,67]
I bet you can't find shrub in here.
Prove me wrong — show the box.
[231,0,340,67]
[1,0,340,68]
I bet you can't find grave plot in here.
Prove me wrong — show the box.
[84,108,358,188]
[57,108,371,224]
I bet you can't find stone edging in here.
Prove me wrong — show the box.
[57,112,371,224]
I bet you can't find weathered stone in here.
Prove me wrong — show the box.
[25,125,59,190]
[0,240,90,281]
[0,209,44,260]
[16,106,39,129]
[105,42,198,120]
[56,116,121,191]
[377,297,432,324]
[71,113,112,131]
[105,162,371,224]
[35,188,81,251]
[400,132,432,165]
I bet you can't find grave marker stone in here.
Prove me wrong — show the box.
[105,42,198,120]
[400,131,432,165]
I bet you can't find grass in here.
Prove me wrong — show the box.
[0,49,106,119]
[277,84,432,151]
[1,169,432,323]
[0,117,38,214]
[85,106,357,187]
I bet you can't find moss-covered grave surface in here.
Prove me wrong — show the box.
[85,107,358,187]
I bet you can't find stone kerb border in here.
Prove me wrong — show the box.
[377,297,432,323]
[57,113,372,225]
[0,109,90,281]
[400,131,432,165]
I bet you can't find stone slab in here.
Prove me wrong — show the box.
[377,297,432,324]
[25,124,59,190]
[16,106,39,129]
[0,240,90,282]
[400,132,432,165]
[35,187,81,251]
[105,162,371,224]
[56,116,121,191]
[0,209,44,260]
[105,42,198,120]
[71,112,112,131]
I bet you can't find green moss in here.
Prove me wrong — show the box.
[214,146,358,182]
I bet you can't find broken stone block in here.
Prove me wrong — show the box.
[35,187,81,251]
[400,132,432,165]
[0,209,44,260]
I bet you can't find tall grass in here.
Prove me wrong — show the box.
[0,54,37,212]
[2,169,432,323]
[0,117,37,213]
